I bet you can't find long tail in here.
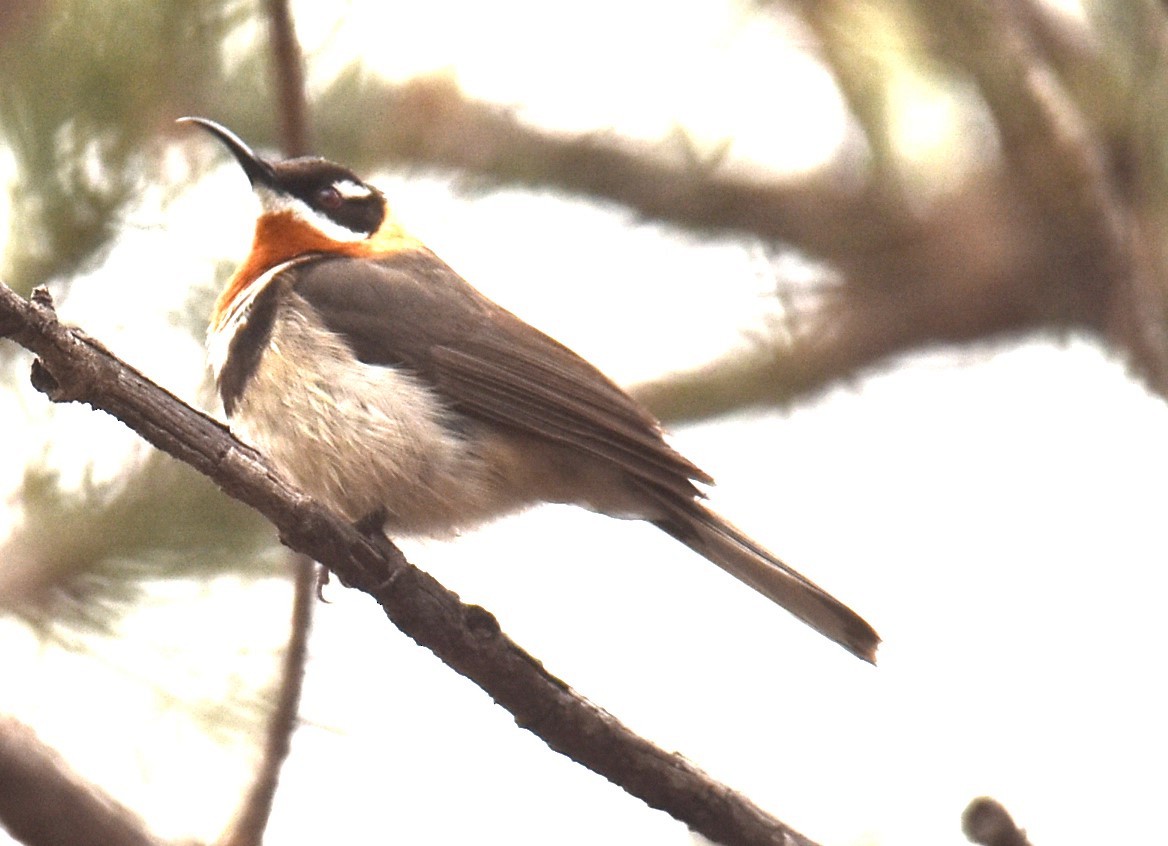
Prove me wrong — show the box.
[657,504,880,663]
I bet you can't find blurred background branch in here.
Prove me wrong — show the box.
[0,717,162,846]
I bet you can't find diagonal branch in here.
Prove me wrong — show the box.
[0,280,825,846]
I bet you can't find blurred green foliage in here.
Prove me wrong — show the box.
[5,453,281,639]
[0,0,285,638]
[0,0,251,292]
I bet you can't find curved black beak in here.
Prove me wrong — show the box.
[177,116,277,188]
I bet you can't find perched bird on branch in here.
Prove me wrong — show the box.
[180,116,879,663]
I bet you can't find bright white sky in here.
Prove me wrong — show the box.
[3,1,1164,846]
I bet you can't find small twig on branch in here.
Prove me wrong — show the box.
[0,716,164,846]
[962,796,1033,846]
[0,280,826,846]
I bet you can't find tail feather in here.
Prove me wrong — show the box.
[659,505,880,663]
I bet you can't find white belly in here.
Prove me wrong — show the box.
[213,290,532,534]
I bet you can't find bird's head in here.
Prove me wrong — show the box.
[179,117,420,328]
[178,116,392,245]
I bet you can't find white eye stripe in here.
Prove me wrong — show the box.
[257,188,368,242]
[334,179,373,200]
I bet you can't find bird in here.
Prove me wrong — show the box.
[178,116,880,663]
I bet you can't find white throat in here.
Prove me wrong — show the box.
[206,255,315,381]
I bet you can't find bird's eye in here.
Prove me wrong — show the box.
[316,185,342,210]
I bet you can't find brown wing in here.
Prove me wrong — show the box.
[293,250,881,661]
[290,250,711,501]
